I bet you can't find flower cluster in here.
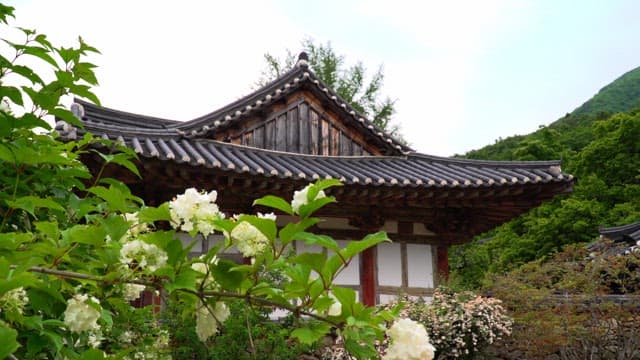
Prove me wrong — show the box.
[291,184,326,214]
[169,188,224,236]
[123,212,149,237]
[191,256,218,288]
[0,287,29,315]
[383,318,435,360]
[120,239,168,272]
[406,289,513,359]
[195,300,230,342]
[122,283,146,302]
[230,221,269,257]
[63,293,102,333]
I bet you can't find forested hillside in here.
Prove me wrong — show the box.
[450,67,640,289]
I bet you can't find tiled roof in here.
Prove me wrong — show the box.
[599,222,640,242]
[57,120,573,189]
[73,54,410,154]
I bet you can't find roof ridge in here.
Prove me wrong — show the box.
[409,152,563,168]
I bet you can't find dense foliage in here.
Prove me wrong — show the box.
[480,243,640,359]
[256,38,403,141]
[0,5,434,359]
[451,101,640,289]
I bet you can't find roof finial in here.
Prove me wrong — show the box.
[296,52,309,68]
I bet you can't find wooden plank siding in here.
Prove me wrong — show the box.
[231,100,372,156]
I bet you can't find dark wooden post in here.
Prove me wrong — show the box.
[437,245,449,281]
[349,211,384,307]
[360,247,377,306]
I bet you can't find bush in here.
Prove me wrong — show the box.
[482,242,640,359]
[403,289,512,359]
[162,300,314,360]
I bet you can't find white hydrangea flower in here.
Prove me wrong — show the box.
[191,256,218,288]
[169,188,223,236]
[195,301,230,342]
[230,221,268,257]
[291,184,326,214]
[0,287,29,314]
[257,212,277,221]
[120,239,168,272]
[383,318,435,360]
[123,212,149,236]
[63,294,102,333]
[87,331,102,348]
[122,283,146,301]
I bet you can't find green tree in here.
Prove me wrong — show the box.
[258,38,404,141]
[0,5,425,359]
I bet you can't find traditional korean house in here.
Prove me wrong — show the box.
[57,53,574,305]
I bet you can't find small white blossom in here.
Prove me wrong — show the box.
[120,239,168,272]
[383,318,435,360]
[63,294,102,333]
[169,188,223,236]
[123,212,149,236]
[257,212,277,221]
[230,221,268,257]
[122,283,146,301]
[191,256,218,288]
[291,184,325,214]
[195,301,230,342]
[0,287,29,315]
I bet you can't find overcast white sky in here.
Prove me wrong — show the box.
[6,0,640,156]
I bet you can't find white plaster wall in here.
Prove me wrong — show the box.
[407,244,434,288]
[377,242,402,286]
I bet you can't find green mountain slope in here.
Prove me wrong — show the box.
[450,67,640,290]
[464,65,640,161]
[570,66,640,118]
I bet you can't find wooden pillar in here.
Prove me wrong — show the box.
[360,246,377,306]
[350,212,384,307]
[437,245,449,281]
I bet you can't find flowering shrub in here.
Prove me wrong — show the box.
[404,288,512,359]
[0,5,416,358]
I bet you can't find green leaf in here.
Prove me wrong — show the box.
[64,224,107,246]
[293,232,340,253]
[278,217,320,245]
[10,64,44,85]
[291,252,327,274]
[22,45,60,69]
[332,286,356,310]
[211,259,244,290]
[241,215,277,242]
[138,203,171,222]
[95,151,140,178]
[298,196,336,218]
[342,232,390,259]
[290,321,331,344]
[0,143,14,162]
[0,323,19,359]
[1,85,23,105]
[165,268,199,293]
[79,348,108,360]
[253,195,294,215]
[6,195,64,216]
[49,107,83,127]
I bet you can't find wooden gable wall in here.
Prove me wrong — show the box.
[211,90,384,156]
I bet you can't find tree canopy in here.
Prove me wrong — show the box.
[257,38,404,142]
